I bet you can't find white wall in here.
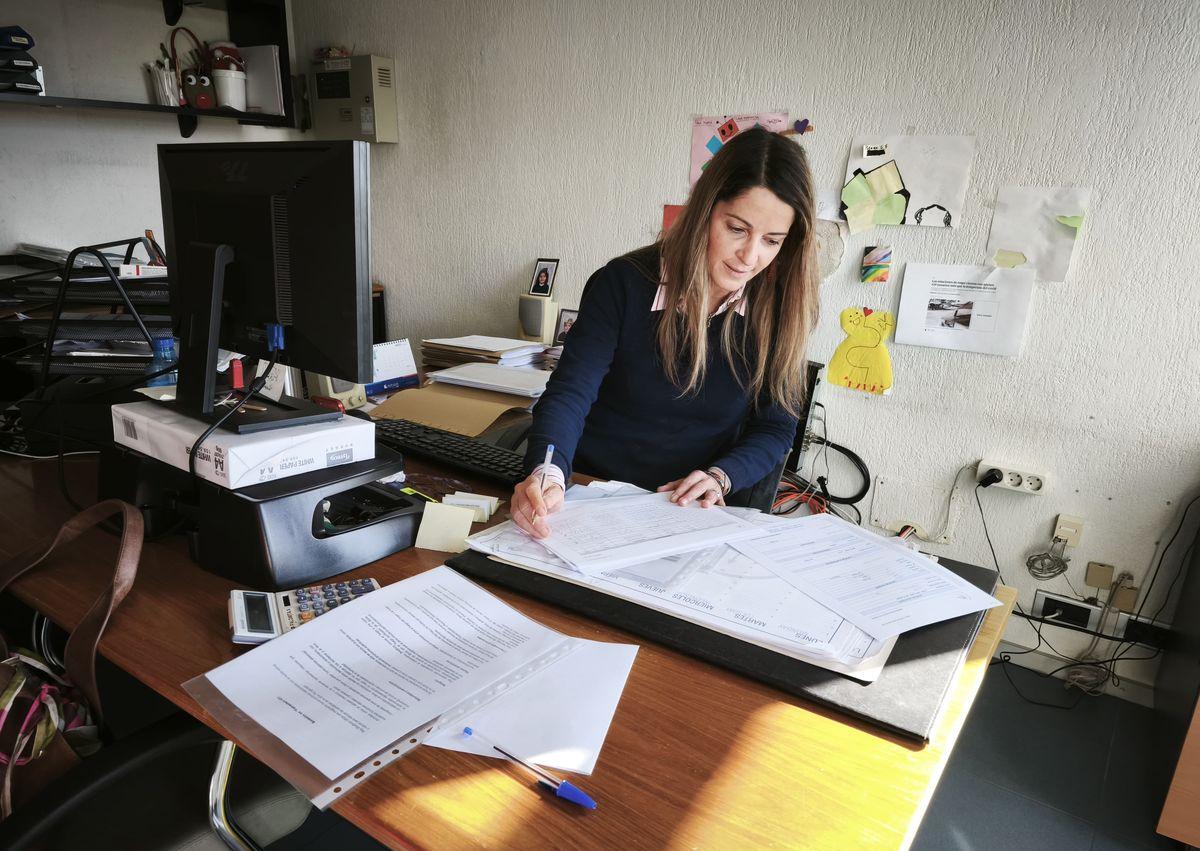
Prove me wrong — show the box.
[3,0,1198,697]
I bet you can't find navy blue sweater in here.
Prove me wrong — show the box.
[523,251,798,493]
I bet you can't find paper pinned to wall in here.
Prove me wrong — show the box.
[861,246,892,283]
[815,219,847,280]
[841,135,975,232]
[984,186,1091,282]
[689,112,789,186]
[826,306,895,395]
[894,263,1035,357]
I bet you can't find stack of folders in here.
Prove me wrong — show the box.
[421,335,545,370]
[467,483,1002,683]
[0,27,41,95]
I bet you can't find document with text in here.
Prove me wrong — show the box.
[193,566,634,790]
[539,492,763,573]
[732,514,1001,640]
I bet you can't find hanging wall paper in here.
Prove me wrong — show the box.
[894,263,1034,357]
[861,246,892,283]
[984,186,1090,282]
[827,307,895,395]
[689,112,789,186]
[840,136,975,234]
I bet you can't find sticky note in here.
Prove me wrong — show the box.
[443,494,493,523]
[865,161,904,201]
[841,173,873,208]
[844,204,875,234]
[992,249,1027,268]
[874,193,907,225]
[1056,214,1084,231]
[414,502,476,553]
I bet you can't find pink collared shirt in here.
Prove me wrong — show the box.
[650,284,748,317]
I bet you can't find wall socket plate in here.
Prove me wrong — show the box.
[1031,590,1103,631]
[1054,514,1084,547]
[976,460,1047,495]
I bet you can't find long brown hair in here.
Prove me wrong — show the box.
[648,127,819,418]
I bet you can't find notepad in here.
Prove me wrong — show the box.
[414,501,476,552]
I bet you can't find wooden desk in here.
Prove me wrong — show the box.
[0,456,1014,850]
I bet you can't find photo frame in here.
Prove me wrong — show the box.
[553,308,578,345]
[528,258,559,298]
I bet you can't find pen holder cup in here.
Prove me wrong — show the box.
[213,69,246,111]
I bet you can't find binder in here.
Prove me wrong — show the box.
[446,550,999,742]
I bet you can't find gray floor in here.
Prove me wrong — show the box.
[274,661,1181,850]
[913,662,1181,851]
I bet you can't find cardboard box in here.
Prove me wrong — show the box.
[112,401,374,489]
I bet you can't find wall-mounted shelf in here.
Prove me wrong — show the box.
[1,0,296,138]
[0,93,289,137]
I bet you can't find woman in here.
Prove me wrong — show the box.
[513,127,820,538]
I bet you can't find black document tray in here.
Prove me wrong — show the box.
[446,549,999,742]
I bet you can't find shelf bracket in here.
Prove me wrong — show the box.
[177,114,198,138]
[163,0,183,26]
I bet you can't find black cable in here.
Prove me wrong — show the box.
[788,437,869,504]
[1010,610,1157,647]
[1135,491,1200,622]
[188,353,279,481]
[990,657,1085,710]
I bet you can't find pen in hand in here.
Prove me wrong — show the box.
[462,726,597,809]
[536,443,555,522]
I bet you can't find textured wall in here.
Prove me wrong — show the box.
[3,0,1199,694]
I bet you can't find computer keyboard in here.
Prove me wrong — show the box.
[373,417,527,486]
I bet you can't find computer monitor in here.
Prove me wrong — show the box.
[158,140,372,432]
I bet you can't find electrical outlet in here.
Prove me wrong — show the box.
[1054,515,1084,547]
[1114,613,1169,648]
[976,460,1047,495]
[1031,590,1103,631]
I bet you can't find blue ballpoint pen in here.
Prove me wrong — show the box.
[462,726,597,810]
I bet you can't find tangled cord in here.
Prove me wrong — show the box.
[1026,537,1070,580]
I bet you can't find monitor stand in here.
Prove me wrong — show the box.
[170,241,340,434]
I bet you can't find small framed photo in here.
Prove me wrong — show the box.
[528,258,559,298]
[553,308,578,345]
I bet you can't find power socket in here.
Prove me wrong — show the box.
[976,460,1047,495]
[1115,613,1169,648]
[1031,590,1103,631]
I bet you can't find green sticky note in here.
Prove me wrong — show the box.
[1056,214,1084,229]
[993,249,1027,268]
[841,173,872,208]
[874,193,907,225]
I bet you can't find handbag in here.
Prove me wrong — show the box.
[0,500,143,820]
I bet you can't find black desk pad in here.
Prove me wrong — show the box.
[446,550,999,742]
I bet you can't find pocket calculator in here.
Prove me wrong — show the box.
[228,578,381,645]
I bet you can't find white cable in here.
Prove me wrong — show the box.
[908,463,974,543]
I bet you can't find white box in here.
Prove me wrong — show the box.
[112,401,374,490]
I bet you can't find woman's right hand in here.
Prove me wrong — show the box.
[511,473,565,538]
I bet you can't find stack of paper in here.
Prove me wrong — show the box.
[421,335,545,369]
[427,362,550,398]
[466,483,1000,682]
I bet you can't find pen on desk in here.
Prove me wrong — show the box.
[462,726,596,809]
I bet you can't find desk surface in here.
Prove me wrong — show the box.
[0,456,1014,850]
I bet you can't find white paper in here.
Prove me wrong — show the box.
[372,339,418,383]
[539,492,763,573]
[732,514,1000,641]
[843,135,975,229]
[203,566,567,779]
[894,263,1035,357]
[984,186,1090,282]
[467,516,895,682]
[815,189,843,222]
[427,362,550,397]
[425,640,637,774]
[424,335,544,355]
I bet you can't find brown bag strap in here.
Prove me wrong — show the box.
[0,499,143,720]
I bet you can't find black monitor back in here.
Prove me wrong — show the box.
[158,141,371,383]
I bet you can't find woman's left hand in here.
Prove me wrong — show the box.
[657,470,726,508]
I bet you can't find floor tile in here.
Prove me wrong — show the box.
[913,769,1094,851]
[947,661,1121,821]
[1095,701,1180,850]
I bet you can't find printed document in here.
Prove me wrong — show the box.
[203,566,568,779]
[539,492,763,573]
[894,263,1034,357]
[732,514,1000,640]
